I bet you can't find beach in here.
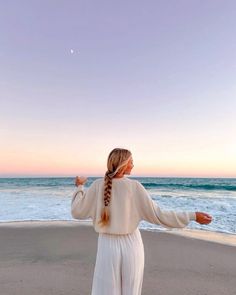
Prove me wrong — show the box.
[0,221,235,295]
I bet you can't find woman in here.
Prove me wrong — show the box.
[71,148,212,295]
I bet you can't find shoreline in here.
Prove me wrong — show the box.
[1,220,236,247]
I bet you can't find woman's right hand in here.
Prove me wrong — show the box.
[75,176,87,186]
[195,212,213,224]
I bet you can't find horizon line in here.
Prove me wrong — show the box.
[0,175,235,179]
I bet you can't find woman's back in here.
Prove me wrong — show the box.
[94,177,140,234]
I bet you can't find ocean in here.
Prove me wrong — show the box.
[0,177,235,235]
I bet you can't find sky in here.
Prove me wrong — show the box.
[0,0,236,178]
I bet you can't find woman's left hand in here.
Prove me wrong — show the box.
[75,176,87,186]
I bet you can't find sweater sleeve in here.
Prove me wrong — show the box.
[135,181,196,229]
[71,181,97,220]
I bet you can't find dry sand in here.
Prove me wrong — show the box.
[0,221,235,295]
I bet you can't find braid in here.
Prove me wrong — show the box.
[104,172,112,207]
[98,171,113,227]
[98,148,132,227]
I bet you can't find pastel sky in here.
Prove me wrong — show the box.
[0,1,236,178]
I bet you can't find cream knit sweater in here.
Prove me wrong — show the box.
[71,177,196,234]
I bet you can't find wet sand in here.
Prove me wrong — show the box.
[0,221,235,295]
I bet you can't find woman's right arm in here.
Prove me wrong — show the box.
[135,181,212,229]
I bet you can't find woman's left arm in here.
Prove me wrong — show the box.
[71,180,97,220]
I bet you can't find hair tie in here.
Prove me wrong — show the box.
[106,170,115,179]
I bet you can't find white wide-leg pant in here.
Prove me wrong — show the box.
[91,228,144,295]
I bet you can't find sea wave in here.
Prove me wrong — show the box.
[142,182,236,191]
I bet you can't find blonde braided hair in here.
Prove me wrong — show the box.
[98,148,132,227]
